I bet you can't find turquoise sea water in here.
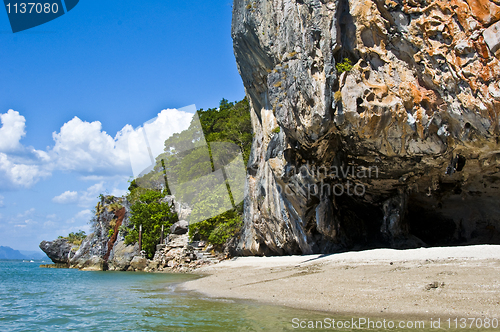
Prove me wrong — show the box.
[1,260,490,331]
[0,260,334,331]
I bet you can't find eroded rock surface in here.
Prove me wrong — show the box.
[40,194,195,271]
[70,196,129,270]
[107,241,140,271]
[150,234,220,272]
[130,256,148,271]
[39,239,74,265]
[170,220,189,235]
[80,256,105,271]
[233,0,500,255]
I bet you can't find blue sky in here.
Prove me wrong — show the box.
[0,1,245,251]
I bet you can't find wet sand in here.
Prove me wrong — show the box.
[181,245,500,319]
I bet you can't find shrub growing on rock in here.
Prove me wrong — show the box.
[188,204,243,246]
[125,190,178,258]
[336,58,353,74]
[58,230,86,246]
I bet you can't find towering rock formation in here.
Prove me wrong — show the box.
[232,0,500,255]
[40,196,140,270]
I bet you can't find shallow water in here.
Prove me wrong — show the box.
[0,260,489,331]
[0,260,329,331]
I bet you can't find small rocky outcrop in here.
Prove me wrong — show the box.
[148,234,220,272]
[232,0,500,255]
[80,256,105,271]
[107,241,140,271]
[130,256,148,271]
[70,196,129,270]
[170,220,189,235]
[40,194,205,272]
[40,195,137,271]
[39,239,74,265]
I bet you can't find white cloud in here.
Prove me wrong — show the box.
[110,188,127,197]
[16,208,35,218]
[78,182,105,207]
[50,108,192,176]
[0,195,4,208]
[14,218,37,228]
[143,108,194,157]
[0,152,50,188]
[0,110,26,152]
[129,108,193,177]
[52,191,79,204]
[50,117,133,173]
[76,209,92,219]
[67,209,92,224]
[0,107,194,190]
[0,108,51,187]
[78,175,108,181]
[52,181,127,209]
[43,220,56,228]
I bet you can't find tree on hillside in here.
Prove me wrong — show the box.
[124,190,178,258]
[129,98,252,247]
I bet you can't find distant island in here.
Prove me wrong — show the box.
[0,246,49,260]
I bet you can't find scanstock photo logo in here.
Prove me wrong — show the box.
[128,105,246,226]
[3,0,78,33]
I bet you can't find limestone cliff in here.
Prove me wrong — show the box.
[40,194,204,271]
[70,195,142,271]
[40,196,139,270]
[233,0,500,255]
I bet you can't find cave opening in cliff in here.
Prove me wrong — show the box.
[333,195,385,251]
[407,202,457,246]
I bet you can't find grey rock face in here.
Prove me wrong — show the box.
[170,220,189,235]
[80,256,105,271]
[130,256,148,271]
[161,195,191,220]
[70,231,107,269]
[70,196,127,270]
[233,0,500,255]
[39,239,73,265]
[107,241,140,271]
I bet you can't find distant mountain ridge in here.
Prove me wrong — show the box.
[0,246,49,260]
[20,250,50,260]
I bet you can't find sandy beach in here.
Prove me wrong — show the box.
[181,245,500,319]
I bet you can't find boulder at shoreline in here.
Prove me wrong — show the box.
[39,239,73,265]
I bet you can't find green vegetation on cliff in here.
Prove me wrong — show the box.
[124,190,177,258]
[58,231,86,246]
[200,98,252,164]
[336,58,353,74]
[128,98,251,248]
[188,205,243,245]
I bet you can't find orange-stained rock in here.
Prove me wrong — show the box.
[232,0,500,255]
[465,0,500,25]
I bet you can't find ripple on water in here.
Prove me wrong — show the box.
[0,260,435,332]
